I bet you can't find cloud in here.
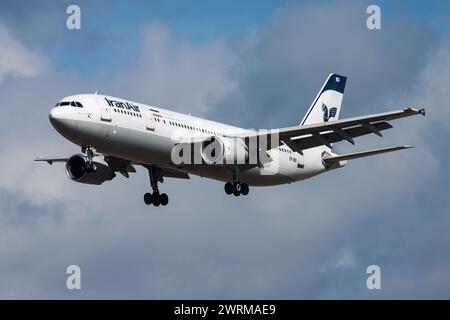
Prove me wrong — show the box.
[210,1,436,129]
[0,24,47,82]
[111,22,236,117]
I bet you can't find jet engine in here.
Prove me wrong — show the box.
[65,154,115,185]
[201,136,248,165]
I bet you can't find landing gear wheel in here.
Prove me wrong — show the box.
[224,182,233,195]
[160,193,169,206]
[152,192,161,207]
[144,192,153,205]
[232,182,241,196]
[241,183,249,196]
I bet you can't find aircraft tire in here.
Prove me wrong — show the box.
[224,182,233,195]
[144,193,153,205]
[232,182,241,196]
[160,193,169,206]
[241,183,249,196]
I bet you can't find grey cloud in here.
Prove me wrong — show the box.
[0,24,48,82]
[109,22,236,117]
[210,1,436,129]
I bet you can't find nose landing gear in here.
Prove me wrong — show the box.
[144,166,169,207]
[81,145,95,168]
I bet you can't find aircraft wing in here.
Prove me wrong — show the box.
[34,153,102,164]
[35,155,190,179]
[159,167,190,179]
[34,157,68,165]
[228,107,425,153]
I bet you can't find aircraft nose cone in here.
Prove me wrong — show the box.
[49,108,58,124]
[49,107,66,131]
[49,107,60,118]
[48,107,79,139]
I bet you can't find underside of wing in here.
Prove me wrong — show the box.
[228,107,425,153]
[110,157,190,179]
[34,157,68,165]
[159,167,190,179]
[288,121,392,150]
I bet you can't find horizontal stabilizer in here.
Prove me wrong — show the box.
[323,145,413,164]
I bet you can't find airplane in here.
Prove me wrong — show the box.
[36,73,425,207]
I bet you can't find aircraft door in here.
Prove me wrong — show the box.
[146,112,155,131]
[297,153,305,169]
[95,96,111,122]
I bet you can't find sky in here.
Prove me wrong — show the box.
[0,0,449,299]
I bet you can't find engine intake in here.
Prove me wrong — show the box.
[65,154,114,185]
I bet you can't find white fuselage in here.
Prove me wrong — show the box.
[49,94,330,186]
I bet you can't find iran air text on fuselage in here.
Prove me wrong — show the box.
[104,97,141,113]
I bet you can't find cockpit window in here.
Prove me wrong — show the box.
[55,101,83,108]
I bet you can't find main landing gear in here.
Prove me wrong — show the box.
[224,181,249,196]
[144,166,169,207]
[224,167,249,197]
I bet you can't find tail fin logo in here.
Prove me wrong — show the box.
[322,104,337,122]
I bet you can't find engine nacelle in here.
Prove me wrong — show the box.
[201,136,248,164]
[65,154,114,185]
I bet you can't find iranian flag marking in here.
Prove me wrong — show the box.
[150,108,162,118]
